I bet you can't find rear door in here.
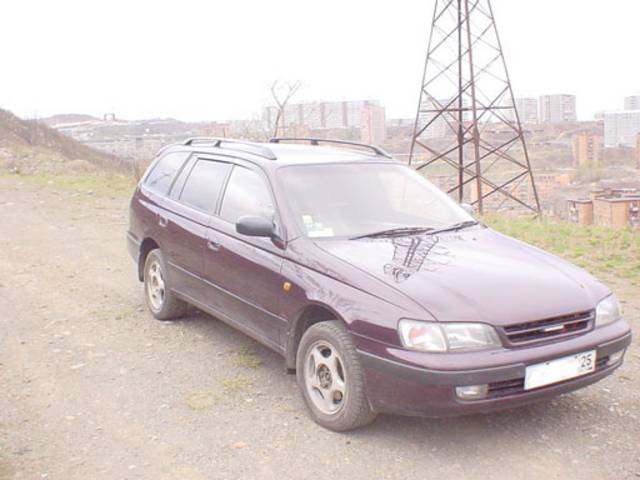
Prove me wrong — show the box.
[161,156,232,304]
[203,164,287,351]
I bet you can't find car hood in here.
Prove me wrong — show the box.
[314,227,609,326]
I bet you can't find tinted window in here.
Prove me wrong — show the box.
[220,167,274,223]
[179,160,231,212]
[145,152,189,194]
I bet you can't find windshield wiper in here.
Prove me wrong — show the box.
[350,220,480,240]
[350,226,436,240]
[427,220,480,235]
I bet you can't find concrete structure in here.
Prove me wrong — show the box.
[603,111,640,147]
[567,199,594,225]
[506,97,538,124]
[624,96,640,111]
[573,132,601,165]
[263,100,383,132]
[539,95,577,123]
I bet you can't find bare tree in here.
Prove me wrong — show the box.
[270,80,302,138]
[236,117,271,142]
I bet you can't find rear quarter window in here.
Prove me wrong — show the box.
[144,151,190,194]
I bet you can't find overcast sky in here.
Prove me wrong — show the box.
[1,0,638,122]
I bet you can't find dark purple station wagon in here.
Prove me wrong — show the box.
[127,137,631,431]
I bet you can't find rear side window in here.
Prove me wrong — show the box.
[179,160,231,213]
[220,167,274,223]
[145,152,189,194]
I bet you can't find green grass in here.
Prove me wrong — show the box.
[484,215,640,285]
[0,171,134,198]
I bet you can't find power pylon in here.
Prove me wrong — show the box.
[409,0,541,215]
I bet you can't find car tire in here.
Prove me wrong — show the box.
[143,248,188,321]
[296,320,377,431]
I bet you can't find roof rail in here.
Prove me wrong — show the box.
[269,137,392,159]
[183,137,277,160]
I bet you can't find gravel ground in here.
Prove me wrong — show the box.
[0,176,638,480]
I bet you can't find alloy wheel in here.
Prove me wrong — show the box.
[146,259,165,311]
[304,340,347,415]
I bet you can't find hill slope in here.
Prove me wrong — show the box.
[0,108,124,173]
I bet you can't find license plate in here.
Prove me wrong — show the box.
[524,350,596,391]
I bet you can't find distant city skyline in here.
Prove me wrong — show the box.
[1,0,638,123]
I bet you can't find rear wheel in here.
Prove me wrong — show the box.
[296,321,377,431]
[143,249,188,320]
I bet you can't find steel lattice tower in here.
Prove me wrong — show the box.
[409,0,541,215]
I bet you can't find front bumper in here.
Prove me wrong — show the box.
[356,323,631,417]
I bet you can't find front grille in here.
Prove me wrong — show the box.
[486,355,610,399]
[502,310,594,345]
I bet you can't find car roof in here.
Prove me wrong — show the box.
[160,138,398,170]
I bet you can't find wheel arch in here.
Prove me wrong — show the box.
[138,237,160,281]
[285,303,346,372]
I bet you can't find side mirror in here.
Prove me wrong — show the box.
[460,203,474,215]
[236,215,276,238]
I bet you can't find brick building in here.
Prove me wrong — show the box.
[573,132,601,165]
[593,197,640,228]
[360,103,387,145]
[567,199,594,225]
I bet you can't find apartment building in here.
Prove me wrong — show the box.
[539,94,577,123]
[263,100,383,131]
[573,132,602,165]
[624,95,640,111]
[603,111,640,147]
[568,186,640,228]
[505,97,538,124]
[594,196,640,227]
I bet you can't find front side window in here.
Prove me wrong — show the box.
[220,167,275,223]
[179,160,231,213]
[278,163,473,238]
[144,151,190,194]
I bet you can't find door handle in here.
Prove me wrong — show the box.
[158,215,169,227]
[207,240,221,252]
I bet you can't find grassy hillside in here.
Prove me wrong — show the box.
[0,108,125,173]
[486,215,640,286]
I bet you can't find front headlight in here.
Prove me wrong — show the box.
[595,294,622,326]
[398,320,501,353]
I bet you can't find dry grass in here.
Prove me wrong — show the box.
[0,171,134,198]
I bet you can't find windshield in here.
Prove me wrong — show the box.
[278,163,474,239]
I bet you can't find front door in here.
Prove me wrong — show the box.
[203,164,286,351]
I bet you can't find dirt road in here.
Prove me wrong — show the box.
[1,176,639,480]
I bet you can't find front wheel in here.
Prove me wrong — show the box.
[143,249,188,320]
[296,321,377,431]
